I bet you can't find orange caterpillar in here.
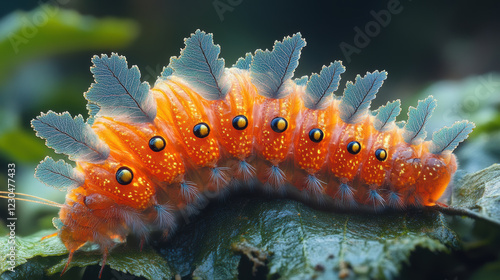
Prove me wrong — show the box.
[30,30,474,276]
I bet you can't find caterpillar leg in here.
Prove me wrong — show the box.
[98,248,109,279]
[60,250,75,276]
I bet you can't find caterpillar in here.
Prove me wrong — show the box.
[28,30,473,277]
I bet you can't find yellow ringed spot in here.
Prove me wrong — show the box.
[347,141,361,155]
[116,167,133,185]
[271,117,288,133]
[308,128,324,143]
[232,115,248,130]
[375,148,388,161]
[149,136,166,152]
[193,122,210,138]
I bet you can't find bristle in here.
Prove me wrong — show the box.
[237,160,256,182]
[367,189,385,208]
[305,174,325,195]
[336,183,357,207]
[119,207,149,241]
[210,166,230,190]
[154,204,175,230]
[266,165,286,189]
[388,191,404,209]
[180,181,200,202]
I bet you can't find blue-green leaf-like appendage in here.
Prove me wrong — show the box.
[233,53,252,70]
[161,65,174,79]
[250,33,306,99]
[339,71,387,124]
[402,96,437,145]
[86,102,100,125]
[430,120,475,154]
[170,30,230,100]
[85,53,156,123]
[31,111,110,163]
[294,75,308,86]
[373,100,401,131]
[304,61,345,110]
[35,156,84,190]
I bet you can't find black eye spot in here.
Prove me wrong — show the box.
[309,128,324,143]
[149,136,166,152]
[232,115,248,130]
[271,117,288,133]
[193,122,210,138]
[347,141,361,155]
[375,149,388,161]
[116,167,133,185]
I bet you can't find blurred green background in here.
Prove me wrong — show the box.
[0,0,499,236]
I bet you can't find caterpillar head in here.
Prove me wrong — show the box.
[56,189,122,255]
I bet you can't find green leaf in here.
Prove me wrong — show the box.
[159,198,457,279]
[0,5,139,82]
[46,245,172,279]
[452,163,500,223]
[0,230,174,279]
[0,230,67,275]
